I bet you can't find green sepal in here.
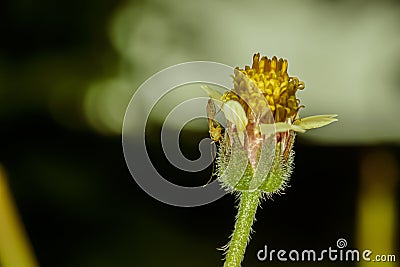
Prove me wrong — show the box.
[259,144,293,194]
[217,134,294,194]
[217,134,251,191]
[233,163,254,191]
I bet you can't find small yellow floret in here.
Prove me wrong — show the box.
[222,53,305,122]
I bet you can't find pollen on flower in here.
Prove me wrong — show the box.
[222,53,305,123]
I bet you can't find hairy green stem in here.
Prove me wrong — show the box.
[223,190,262,267]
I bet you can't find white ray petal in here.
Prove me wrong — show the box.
[223,100,248,133]
[201,85,223,100]
[260,122,306,135]
[294,114,338,130]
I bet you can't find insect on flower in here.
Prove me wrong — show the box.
[207,99,224,143]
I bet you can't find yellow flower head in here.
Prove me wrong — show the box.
[222,53,305,123]
[202,53,337,148]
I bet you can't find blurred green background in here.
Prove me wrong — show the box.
[0,0,399,266]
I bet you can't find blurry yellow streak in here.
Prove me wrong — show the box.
[0,165,39,267]
[357,150,398,267]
